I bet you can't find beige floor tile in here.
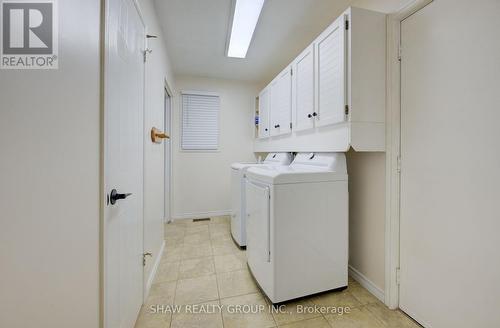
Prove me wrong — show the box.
[210,216,230,224]
[325,306,384,328]
[183,231,210,245]
[179,257,216,279]
[162,245,183,262]
[211,233,232,245]
[185,224,209,235]
[271,298,322,326]
[212,241,239,256]
[165,234,184,247]
[365,302,421,328]
[170,301,223,328]
[217,269,258,298]
[181,242,213,259]
[154,260,180,284]
[220,293,275,328]
[311,289,361,309]
[134,305,171,328]
[347,284,380,306]
[214,253,246,273]
[148,281,177,305]
[174,275,219,305]
[279,316,330,328]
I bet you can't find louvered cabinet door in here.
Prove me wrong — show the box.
[314,14,346,127]
[270,66,292,137]
[293,45,315,131]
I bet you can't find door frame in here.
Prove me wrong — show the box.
[164,79,173,223]
[384,0,433,310]
[101,0,146,326]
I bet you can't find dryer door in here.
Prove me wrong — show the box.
[246,179,274,299]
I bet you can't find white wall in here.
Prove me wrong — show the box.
[138,0,176,295]
[172,76,259,219]
[347,150,386,290]
[0,1,101,327]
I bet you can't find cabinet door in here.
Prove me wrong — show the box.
[293,45,315,131]
[314,14,346,127]
[258,88,270,138]
[270,66,292,136]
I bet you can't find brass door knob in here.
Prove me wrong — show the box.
[151,127,169,143]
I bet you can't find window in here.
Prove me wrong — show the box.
[181,91,220,150]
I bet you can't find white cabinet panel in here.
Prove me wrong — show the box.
[270,66,292,136]
[293,45,315,131]
[315,14,346,127]
[258,88,270,138]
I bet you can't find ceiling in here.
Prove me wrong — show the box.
[153,0,408,84]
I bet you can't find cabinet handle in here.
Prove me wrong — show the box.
[274,124,280,128]
[312,112,318,117]
[265,128,268,131]
[308,114,312,118]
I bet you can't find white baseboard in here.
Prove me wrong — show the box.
[171,210,231,220]
[348,265,385,303]
[144,241,165,300]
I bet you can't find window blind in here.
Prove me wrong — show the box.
[181,92,220,150]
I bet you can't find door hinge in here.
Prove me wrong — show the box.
[143,252,152,266]
[397,155,402,173]
[345,20,349,30]
[290,122,293,129]
[398,44,402,61]
[396,267,401,285]
[290,68,293,76]
[344,105,349,116]
[143,48,152,62]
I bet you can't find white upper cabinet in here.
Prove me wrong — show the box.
[270,66,292,137]
[293,45,315,131]
[314,14,346,127]
[255,7,386,151]
[258,88,270,138]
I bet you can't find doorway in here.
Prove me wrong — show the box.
[396,0,500,327]
[164,86,172,222]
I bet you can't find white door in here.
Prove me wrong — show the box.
[104,0,145,327]
[164,89,171,221]
[293,45,315,131]
[258,88,270,138]
[399,1,500,327]
[270,66,292,136]
[314,14,346,127]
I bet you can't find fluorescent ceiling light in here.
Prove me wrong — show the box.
[227,0,265,58]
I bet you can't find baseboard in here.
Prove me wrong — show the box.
[171,210,231,220]
[144,241,165,300]
[348,265,385,303]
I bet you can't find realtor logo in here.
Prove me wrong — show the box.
[1,0,58,69]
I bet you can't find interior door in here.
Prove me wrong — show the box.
[270,66,292,136]
[258,88,270,138]
[399,1,500,327]
[314,14,346,127]
[293,45,315,131]
[104,0,145,327]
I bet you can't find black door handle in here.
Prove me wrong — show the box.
[265,128,268,131]
[312,112,318,117]
[308,114,312,118]
[109,189,132,205]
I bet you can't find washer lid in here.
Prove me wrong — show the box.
[231,152,292,170]
[245,152,347,184]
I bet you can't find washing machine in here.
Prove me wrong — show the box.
[230,153,292,247]
[244,152,348,303]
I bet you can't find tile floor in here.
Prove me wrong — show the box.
[135,216,421,328]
